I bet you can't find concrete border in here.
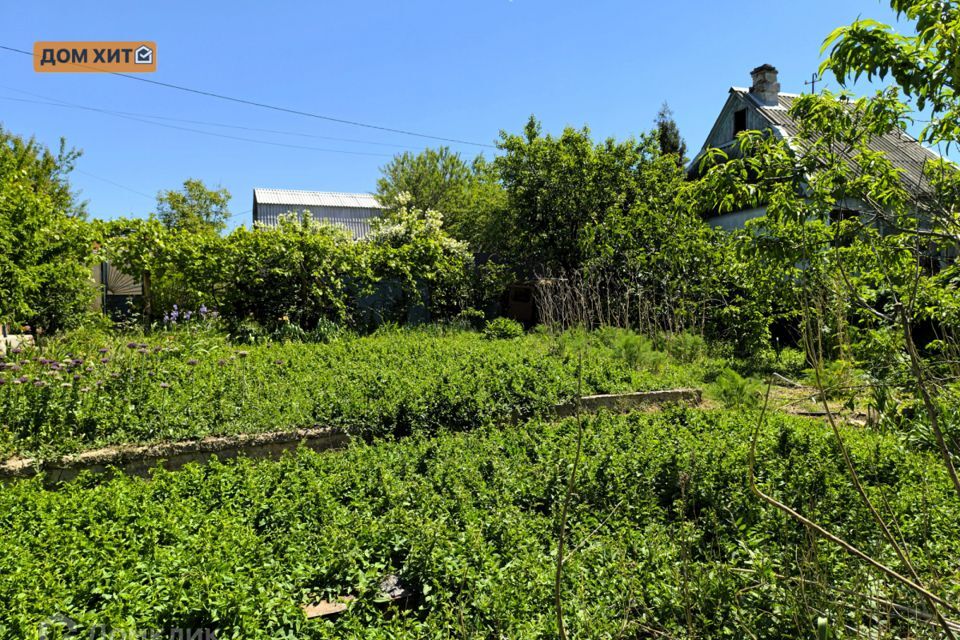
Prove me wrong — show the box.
[1,426,348,484]
[553,388,702,418]
[2,388,702,484]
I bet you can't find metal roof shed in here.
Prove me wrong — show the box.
[252,188,384,239]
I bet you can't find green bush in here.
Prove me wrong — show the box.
[712,368,764,409]
[804,359,864,400]
[0,410,953,638]
[0,327,707,458]
[482,317,524,340]
[665,332,707,364]
[614,331,668,373]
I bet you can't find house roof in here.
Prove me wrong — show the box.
[726,88,943,196]
[253,189,383,209]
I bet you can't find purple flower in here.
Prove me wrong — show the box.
[199,304,208,317]
[237,351,249,358]
[73,374,81,381]
[160,382,171,389]
[71,358,84,366]
[98,347,109,354]
[0,378,5,385]
[217,359,227,366]
[127,342,138,349]
[184,310,192,321]
[9,365,21,372]
[137,348,148,355]
[11,347,21,354]
[100,357,110,364]
[33,380,46,387]
[187,359,198,366]
[173,304,179,311]
[163,313,171,325]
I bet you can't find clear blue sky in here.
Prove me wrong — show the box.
[1,0,904,229]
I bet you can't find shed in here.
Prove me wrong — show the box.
[252,189,383,239]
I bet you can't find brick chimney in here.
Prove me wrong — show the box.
[749,64,780,106]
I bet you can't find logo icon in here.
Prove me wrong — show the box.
[38,613,79,640]
[134,44,153,65]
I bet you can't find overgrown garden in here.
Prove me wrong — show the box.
[2,0,960,637]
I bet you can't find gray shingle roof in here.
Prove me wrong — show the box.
[732,88,943,197]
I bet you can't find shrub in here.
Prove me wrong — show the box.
[450,308,486,331]
[665,332,707,364]
[306,318,344,344]
[614,331,667,373]
[0,410,954,638]
[804,359,864,400]
[483,317,524,340]
[712,367,763,409]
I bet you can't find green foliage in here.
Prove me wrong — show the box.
[482,316,523,340]
[608,330,668,373]
[495,116,678,274]
[376,148,506,252]
[665,332,707,364]
[655,101,687,163]
[804,359,864,401]
[0,127,94,333]
[0,328,706,458]
[712,368,764,409]
[155,178,231,234]
[105,204,477,330]
[0,410,954,638]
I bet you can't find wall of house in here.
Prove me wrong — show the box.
[701,93,778,151]
[707,206,768,231]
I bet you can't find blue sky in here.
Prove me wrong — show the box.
[1,0,904,229]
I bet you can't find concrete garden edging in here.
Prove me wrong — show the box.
[1,388,702,484]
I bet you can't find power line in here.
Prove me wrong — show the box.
[74,168,155,200]
[0,44,495,149]
[0,84,429,151]
[0,94,397,158]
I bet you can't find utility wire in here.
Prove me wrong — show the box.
[0,84,429,150]
[0,94,396,157]
[0,44,495,148]
[74,168,155,200]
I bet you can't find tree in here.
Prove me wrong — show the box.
[376,147,474,218]
[0,127,94,333]
[693,37,960,632]
[376,147,506,253]
[156,179,231,233]
[820,1,960,146]
[495,116,674,274]
[655,102,687,163]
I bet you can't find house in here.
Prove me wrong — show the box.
[689,64,943,230]
[251,188,384,239]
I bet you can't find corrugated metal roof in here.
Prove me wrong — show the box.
[731,88,942,196]
[253,189,383,209]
